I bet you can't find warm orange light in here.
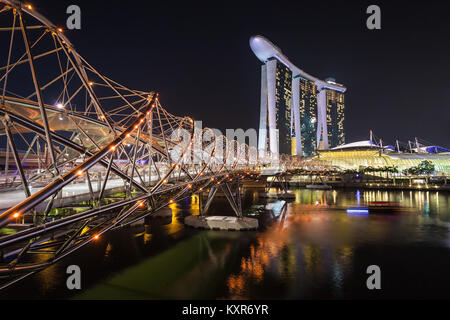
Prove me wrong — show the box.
[12,212,20,219]
[163,179,168,184]
[88,81,94,86]
[169,199,174,203]
[77,170,83,176]
[140,118,144,123]
[135,125,138,129]
[210,177,214,181]
[26,4,33,10]
[139,201,144,207]
[187,184,192,189]
[93,234,99,240]
[199,188,203,191]
[110,145,116,151]
[57,27,63,32]
[126,133,130,138]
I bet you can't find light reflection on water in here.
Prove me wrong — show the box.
[0,188,449,299]
[222,189,450,299]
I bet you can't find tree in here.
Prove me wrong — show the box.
[418,160,435,175]
[403,161,435,179]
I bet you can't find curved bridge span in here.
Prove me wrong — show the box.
[0,1,302,288]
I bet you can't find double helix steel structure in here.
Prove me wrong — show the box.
[0,0,302,289]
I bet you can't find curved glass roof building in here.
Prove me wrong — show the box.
[317,149,450,173]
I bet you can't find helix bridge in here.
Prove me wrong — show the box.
[0,0,306,289]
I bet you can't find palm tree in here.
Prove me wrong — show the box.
[390,166,398,184]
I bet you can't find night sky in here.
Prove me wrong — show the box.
[31,0,450,147]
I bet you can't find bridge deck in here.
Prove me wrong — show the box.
[0,174,162,213]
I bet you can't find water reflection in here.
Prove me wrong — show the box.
[223,189,450,299]
[290,189,449,221]
[0,188,449,299]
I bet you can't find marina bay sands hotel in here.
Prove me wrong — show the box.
[250,35,346,156]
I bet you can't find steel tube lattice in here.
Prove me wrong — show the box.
[0,0,269,289]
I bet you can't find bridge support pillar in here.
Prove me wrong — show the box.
[266,173,289,194]
[221,182,243,218]
[199,181,244,218]
[201,186,219,217]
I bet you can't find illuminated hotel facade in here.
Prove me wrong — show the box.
[268,60,293,154]
[297,77,318,156]
[326,81,345,148]
[250,35,346,156]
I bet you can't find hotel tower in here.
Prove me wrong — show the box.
[250,35,346,156]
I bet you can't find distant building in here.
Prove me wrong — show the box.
[250,35,346,156]
[325,79,345,148]
[274,60,292,155]
[317,141,450,174]
[259,58,293,155]
[298,77,317,156]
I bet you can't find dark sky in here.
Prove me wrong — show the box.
[32,0,450,147]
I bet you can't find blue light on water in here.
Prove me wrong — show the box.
[356,190,361,207]
[424,203,430,215]
[347,209,369,214]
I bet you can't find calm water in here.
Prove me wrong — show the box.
[1,188,449,299]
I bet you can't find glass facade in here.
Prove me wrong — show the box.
[261,60,345,156]
[317,149,450,173]
[298,78,317,156]
[326,89,345,148]
[274,59,292,155]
